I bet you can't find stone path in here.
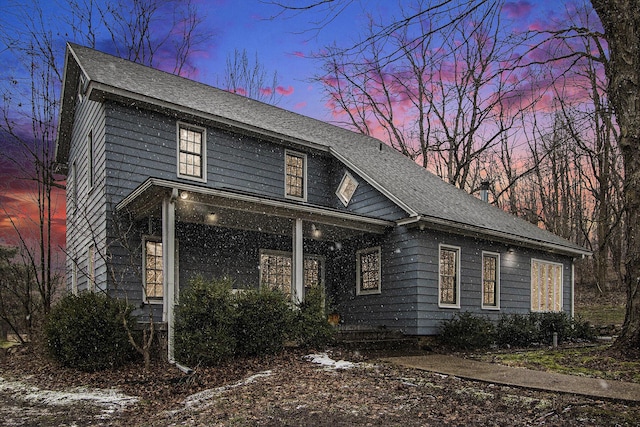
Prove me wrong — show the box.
[385,354,640,402]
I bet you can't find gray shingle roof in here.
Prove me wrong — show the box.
[58,43,589,256]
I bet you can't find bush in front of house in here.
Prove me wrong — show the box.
[293,286,336,349]
[441,311,597,351]
[45,292,138,372]
[174,276,237,367]
[495,313,539,347]
[235,286,294,357]
[438,312,495,350]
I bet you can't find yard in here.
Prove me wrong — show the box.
[1,341,639,426]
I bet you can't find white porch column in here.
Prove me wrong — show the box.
[292,218,304,304]
[162,189,177,363]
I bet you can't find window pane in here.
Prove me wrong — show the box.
[178,126,203,178]
[285,152,304,198]
[531,260,562,312]
[439,248,458,304]
[358,249,380,293]
[145,241,163,299]
[482,254,497,306]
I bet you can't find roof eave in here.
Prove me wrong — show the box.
[398,215,591,258]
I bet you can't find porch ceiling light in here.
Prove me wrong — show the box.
[180,191,189,200]
[207,212,218,223]
[311,224,322,239]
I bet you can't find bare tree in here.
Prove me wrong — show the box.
[591,0,640,354]
[222,48,281,104]
[65,0,210,76]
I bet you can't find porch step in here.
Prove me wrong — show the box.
[335,327,420,352]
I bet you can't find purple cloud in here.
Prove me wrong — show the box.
[503,1,533,19]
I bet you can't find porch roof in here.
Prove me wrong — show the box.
[116,178,394,240]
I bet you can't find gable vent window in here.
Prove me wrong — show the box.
[336,171,358,206]
[285,150,306,200]
[177,123,206,182]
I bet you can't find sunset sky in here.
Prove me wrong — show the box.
[0,0,597,255]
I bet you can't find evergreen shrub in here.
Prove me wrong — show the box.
[438,312,495,350]
[293,286,335,349]
[235,287,293,357]
[45,292,137,371]
[174,276,237,367]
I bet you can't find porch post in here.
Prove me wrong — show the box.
[292,218,304,304]
[162,190,177,363]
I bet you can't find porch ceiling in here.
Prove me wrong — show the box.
[115,178,394,241]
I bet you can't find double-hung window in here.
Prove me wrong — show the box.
[439,245,460,307]
[144,239,164,301]
[285,150,306,200]
[356,247,381,295]
[177,123,206,182]
[531,259,563,312]
[482,252,500,309]
[259,250,323,298]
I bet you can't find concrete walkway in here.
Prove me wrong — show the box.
[384,354,640,402]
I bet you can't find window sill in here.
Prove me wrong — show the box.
[357,289,381,296]
[438,303,460,309]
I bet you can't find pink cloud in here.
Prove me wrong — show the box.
[260,87,273,97]
[276,86,294,96]
[294,101,307,110]
[291,51,306,58]
[503,1,533,19]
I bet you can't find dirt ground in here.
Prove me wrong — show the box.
[1,345,639,426]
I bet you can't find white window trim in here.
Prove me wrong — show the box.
[284,149,307,201]
[356,246,382,296]
[87,130,94,191]
[142,236,179,305]
[438,244,461,308]
[176,122,207,183]
[87,244,95,292]
[336,171,359,206]
[531,258,564,312]
[71,259,78,295]
[71,161,78,213]
[481,251,500,310]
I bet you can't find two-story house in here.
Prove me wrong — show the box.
[55,43,590,360]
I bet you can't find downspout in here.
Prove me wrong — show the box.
[163,189,178,363]
[292,218,304,304]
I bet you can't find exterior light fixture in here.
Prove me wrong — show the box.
[180,191,188,200]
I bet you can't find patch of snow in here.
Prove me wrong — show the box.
[0,376,138,415]
[181,370,273,411]
[304,353,356,370]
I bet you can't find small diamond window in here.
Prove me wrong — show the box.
[336,172,358,206]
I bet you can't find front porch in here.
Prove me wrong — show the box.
[115,178,393,360]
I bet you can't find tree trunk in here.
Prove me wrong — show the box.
[591,0,640,354]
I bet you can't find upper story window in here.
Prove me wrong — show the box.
[336,171,358,206]
[356,247,381,295]
[482,252,500,309]
[531,259,563,312]
[177,123,206,182]
[439,245,460,307]
[285,150,306,200]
